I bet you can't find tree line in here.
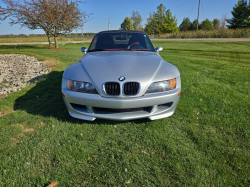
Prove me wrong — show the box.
[120,4,178,35]
[1,0,250,42]
[179,18,221,31]
[0,0,91,48]
[120,1,250,35]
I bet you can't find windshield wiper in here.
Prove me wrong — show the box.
[88,49,107,52]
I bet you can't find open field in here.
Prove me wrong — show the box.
[1,28,250,45]
[1,38,250,46]
[0,41,249,186]
[0,37,93,43]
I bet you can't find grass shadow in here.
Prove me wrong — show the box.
[0,45,46,50]
[14,71,151,125]
[14,71,77,123]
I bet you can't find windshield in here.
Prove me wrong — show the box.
[88,32,155,52]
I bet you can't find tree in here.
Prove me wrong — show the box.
[144,4,178,34]
[201,19,214,30]
[155,4,166,28]
[212,18,220,29]
[138,25,143,31]
[0,5,5,23]
[226,0,249,28]
[48,0,87,48]
[244,2,250,25]
[1,0,90,48]
[159,9,179,33]
[130,11,142,30]
[221,15,227,29]
[121,17,134,30]
[191,19,201,30]
[179,17,192,31]
[144,13,156,35]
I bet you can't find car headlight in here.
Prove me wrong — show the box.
[66,79,98,94]
[145,78,176,94]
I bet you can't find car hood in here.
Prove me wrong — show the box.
[64,51,180,97]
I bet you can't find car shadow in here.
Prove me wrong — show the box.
[14,71,151,125]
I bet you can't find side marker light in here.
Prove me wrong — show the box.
[178,91,181,96]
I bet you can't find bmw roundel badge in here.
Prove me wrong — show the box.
[118,76,125,81]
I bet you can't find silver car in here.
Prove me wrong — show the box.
[62,30,181,121]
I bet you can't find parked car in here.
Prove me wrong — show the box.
[62,30,181,121]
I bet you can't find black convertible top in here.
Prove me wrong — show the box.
[98,30,146,34]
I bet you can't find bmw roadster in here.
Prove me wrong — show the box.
[62,30,181,121]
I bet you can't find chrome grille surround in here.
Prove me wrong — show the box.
[103,81,140,97]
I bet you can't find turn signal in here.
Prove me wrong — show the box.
[66,79,74,90]
[169,78,176,90]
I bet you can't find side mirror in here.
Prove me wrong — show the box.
[155,46,163,53]
[81,47,87,54]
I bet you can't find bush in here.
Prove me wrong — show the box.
[152,28,250,39]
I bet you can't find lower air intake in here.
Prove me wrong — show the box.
[93,106,152,113]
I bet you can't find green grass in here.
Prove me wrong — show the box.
[0,42,250,186]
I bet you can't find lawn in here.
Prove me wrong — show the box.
[0,41,249,186]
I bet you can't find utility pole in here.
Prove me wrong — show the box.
[108,17,110,30]
[197,0,200,31]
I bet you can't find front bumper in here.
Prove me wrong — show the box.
[62,86,181,121]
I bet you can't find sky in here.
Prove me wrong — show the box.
[0,0,238,35]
